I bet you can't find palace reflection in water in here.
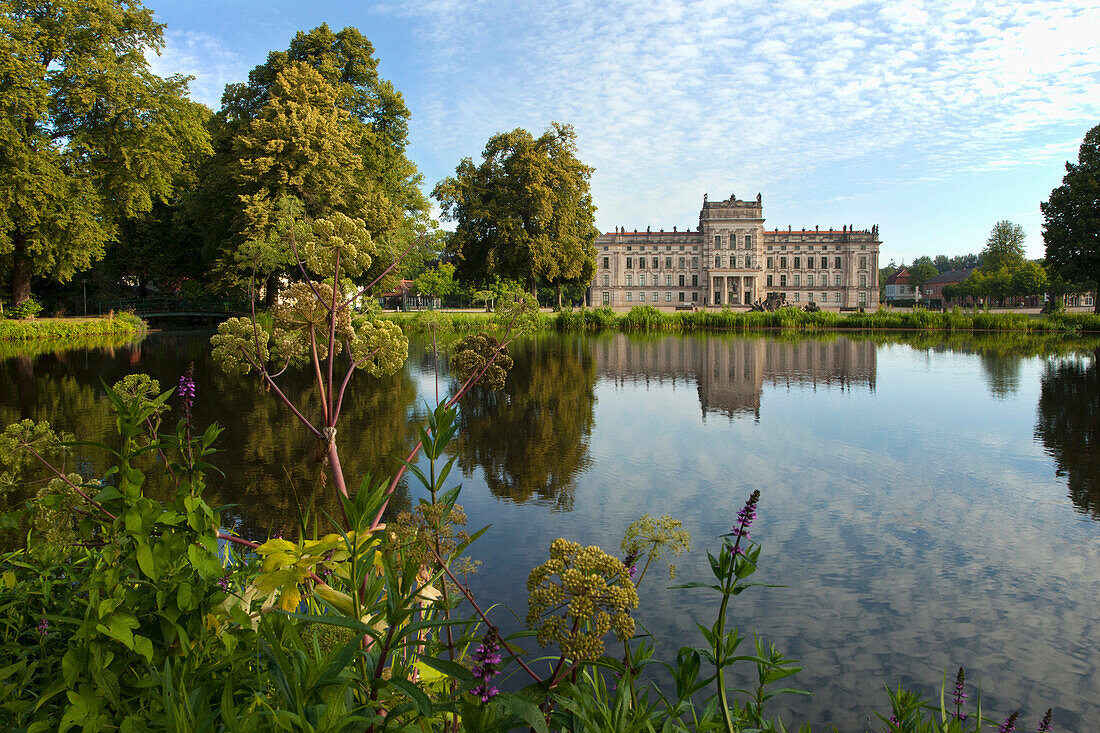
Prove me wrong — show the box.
[591,334,876,419]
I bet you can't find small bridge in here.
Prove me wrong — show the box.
[98,297,249,322]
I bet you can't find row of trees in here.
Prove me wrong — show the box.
[1,1,599,313]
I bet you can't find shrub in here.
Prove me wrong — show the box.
[5,296,42,320]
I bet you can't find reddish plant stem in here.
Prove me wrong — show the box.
[430,546,543,684]
[309,328,330,425]
[327,251,340,425]
[24,444,117,522]
[237,348,324,439]
[339,241,416,310]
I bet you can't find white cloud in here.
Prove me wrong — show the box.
[146,31,251,110]
[380,0,1099,233]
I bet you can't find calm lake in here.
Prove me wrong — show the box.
[2,329,1099,730]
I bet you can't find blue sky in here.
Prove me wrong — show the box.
[144,0,1100,265]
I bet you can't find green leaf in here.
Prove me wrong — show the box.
[132,635,153,663]
[136,542,157,581]
[497,692,550,733]
[413,653,476,683]
[385,677,433,716]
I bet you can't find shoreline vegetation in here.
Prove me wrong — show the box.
[384,305,1100,335]
[0,313,146,342]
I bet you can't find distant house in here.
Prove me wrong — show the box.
[884,267,913,303]
[922,268,975,306]
[379,279,418,310]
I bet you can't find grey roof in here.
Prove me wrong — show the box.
[925,267,976,285]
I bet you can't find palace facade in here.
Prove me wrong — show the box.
[589,193,881,310]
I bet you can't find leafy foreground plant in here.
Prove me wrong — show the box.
[0,215,1058,730]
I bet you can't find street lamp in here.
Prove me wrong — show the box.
[81,278,88,316]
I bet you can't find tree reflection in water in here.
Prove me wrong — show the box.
[451,335,596,511]
[1035,349,1100,518]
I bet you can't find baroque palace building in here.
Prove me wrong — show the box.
[589,192,881,309]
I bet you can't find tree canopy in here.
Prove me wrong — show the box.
[0,0,211,306]
[1042,123,1100,313]
[432,123,599,299]
[981,220,1027,273]
[191,24,427,301]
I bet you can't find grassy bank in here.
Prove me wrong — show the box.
[384,306,1100,334]
[0,313,146,341]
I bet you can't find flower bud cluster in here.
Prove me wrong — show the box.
[526,539,639,662]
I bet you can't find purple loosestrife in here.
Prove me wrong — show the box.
[217,573,231,591]
[952,667,969,720]
[177,363,196,426]
[36,618,48,637]
[1038,708,1053,732]
[470,630,502,703]
[622,551,639,583]
[999,711,1019,733]
[732,489,760,554]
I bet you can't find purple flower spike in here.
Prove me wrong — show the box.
[470,630,502,703]
[732,490,760,553]
[36,618,48,637]
[622,551,639,583]
[952,667,968,720]
[1038,708,1053,732]
[177,363,196,426]
[999,711,1019,733]
[217,573,231,591]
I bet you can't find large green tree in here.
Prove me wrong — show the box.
[190,24,426,301]
[0,0,210,306]
[980,220,1027,273]
[432,123,599,300]
[1042,124,1100,313]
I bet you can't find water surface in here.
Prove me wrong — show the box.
[2,330,1098,730]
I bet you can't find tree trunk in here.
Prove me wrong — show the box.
[556,284,562,310]
[11,228,32,307]
[528,278,538,302]
[264,273,279,309]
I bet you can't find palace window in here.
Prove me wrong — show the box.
[715,256,721,268]
[626,274,632,286]
[665,257,672,268]
[692,292,698,302]
[780,257,787,269]
[714,293,721,305]
[834,257,841,269]
[692,274,698,286]
[679,274,685,286]
[820,257,828,268]
[639,258,646,269]
[639,274,646,286]
[821,292,827,303]
[665,292,672,302]
[859,274,867,287]
[678,257,685,268]
[639,292,645,302]
[602,292,609,305]
[678,292,685,302]
[767,274,774,286]
[859,256,867,269]
[715,235,721,247]
[626,257,632,269]
[665,274,672,286]
[859,291,867,306]
[794,257,801,269]
[794,292,800,302]
[794,274,800,286]
[652,292,658,302]
[692,257,699,269]
[833,292,841,302]
[767,257,774,268]
[834,274,841,286]
[780,274,787,287]
[746,234,753,248]
[603,257,609,268]
[807,274,814,286]
[602,274,609,287]
[652,258,658,268]
[626,292,632,302]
